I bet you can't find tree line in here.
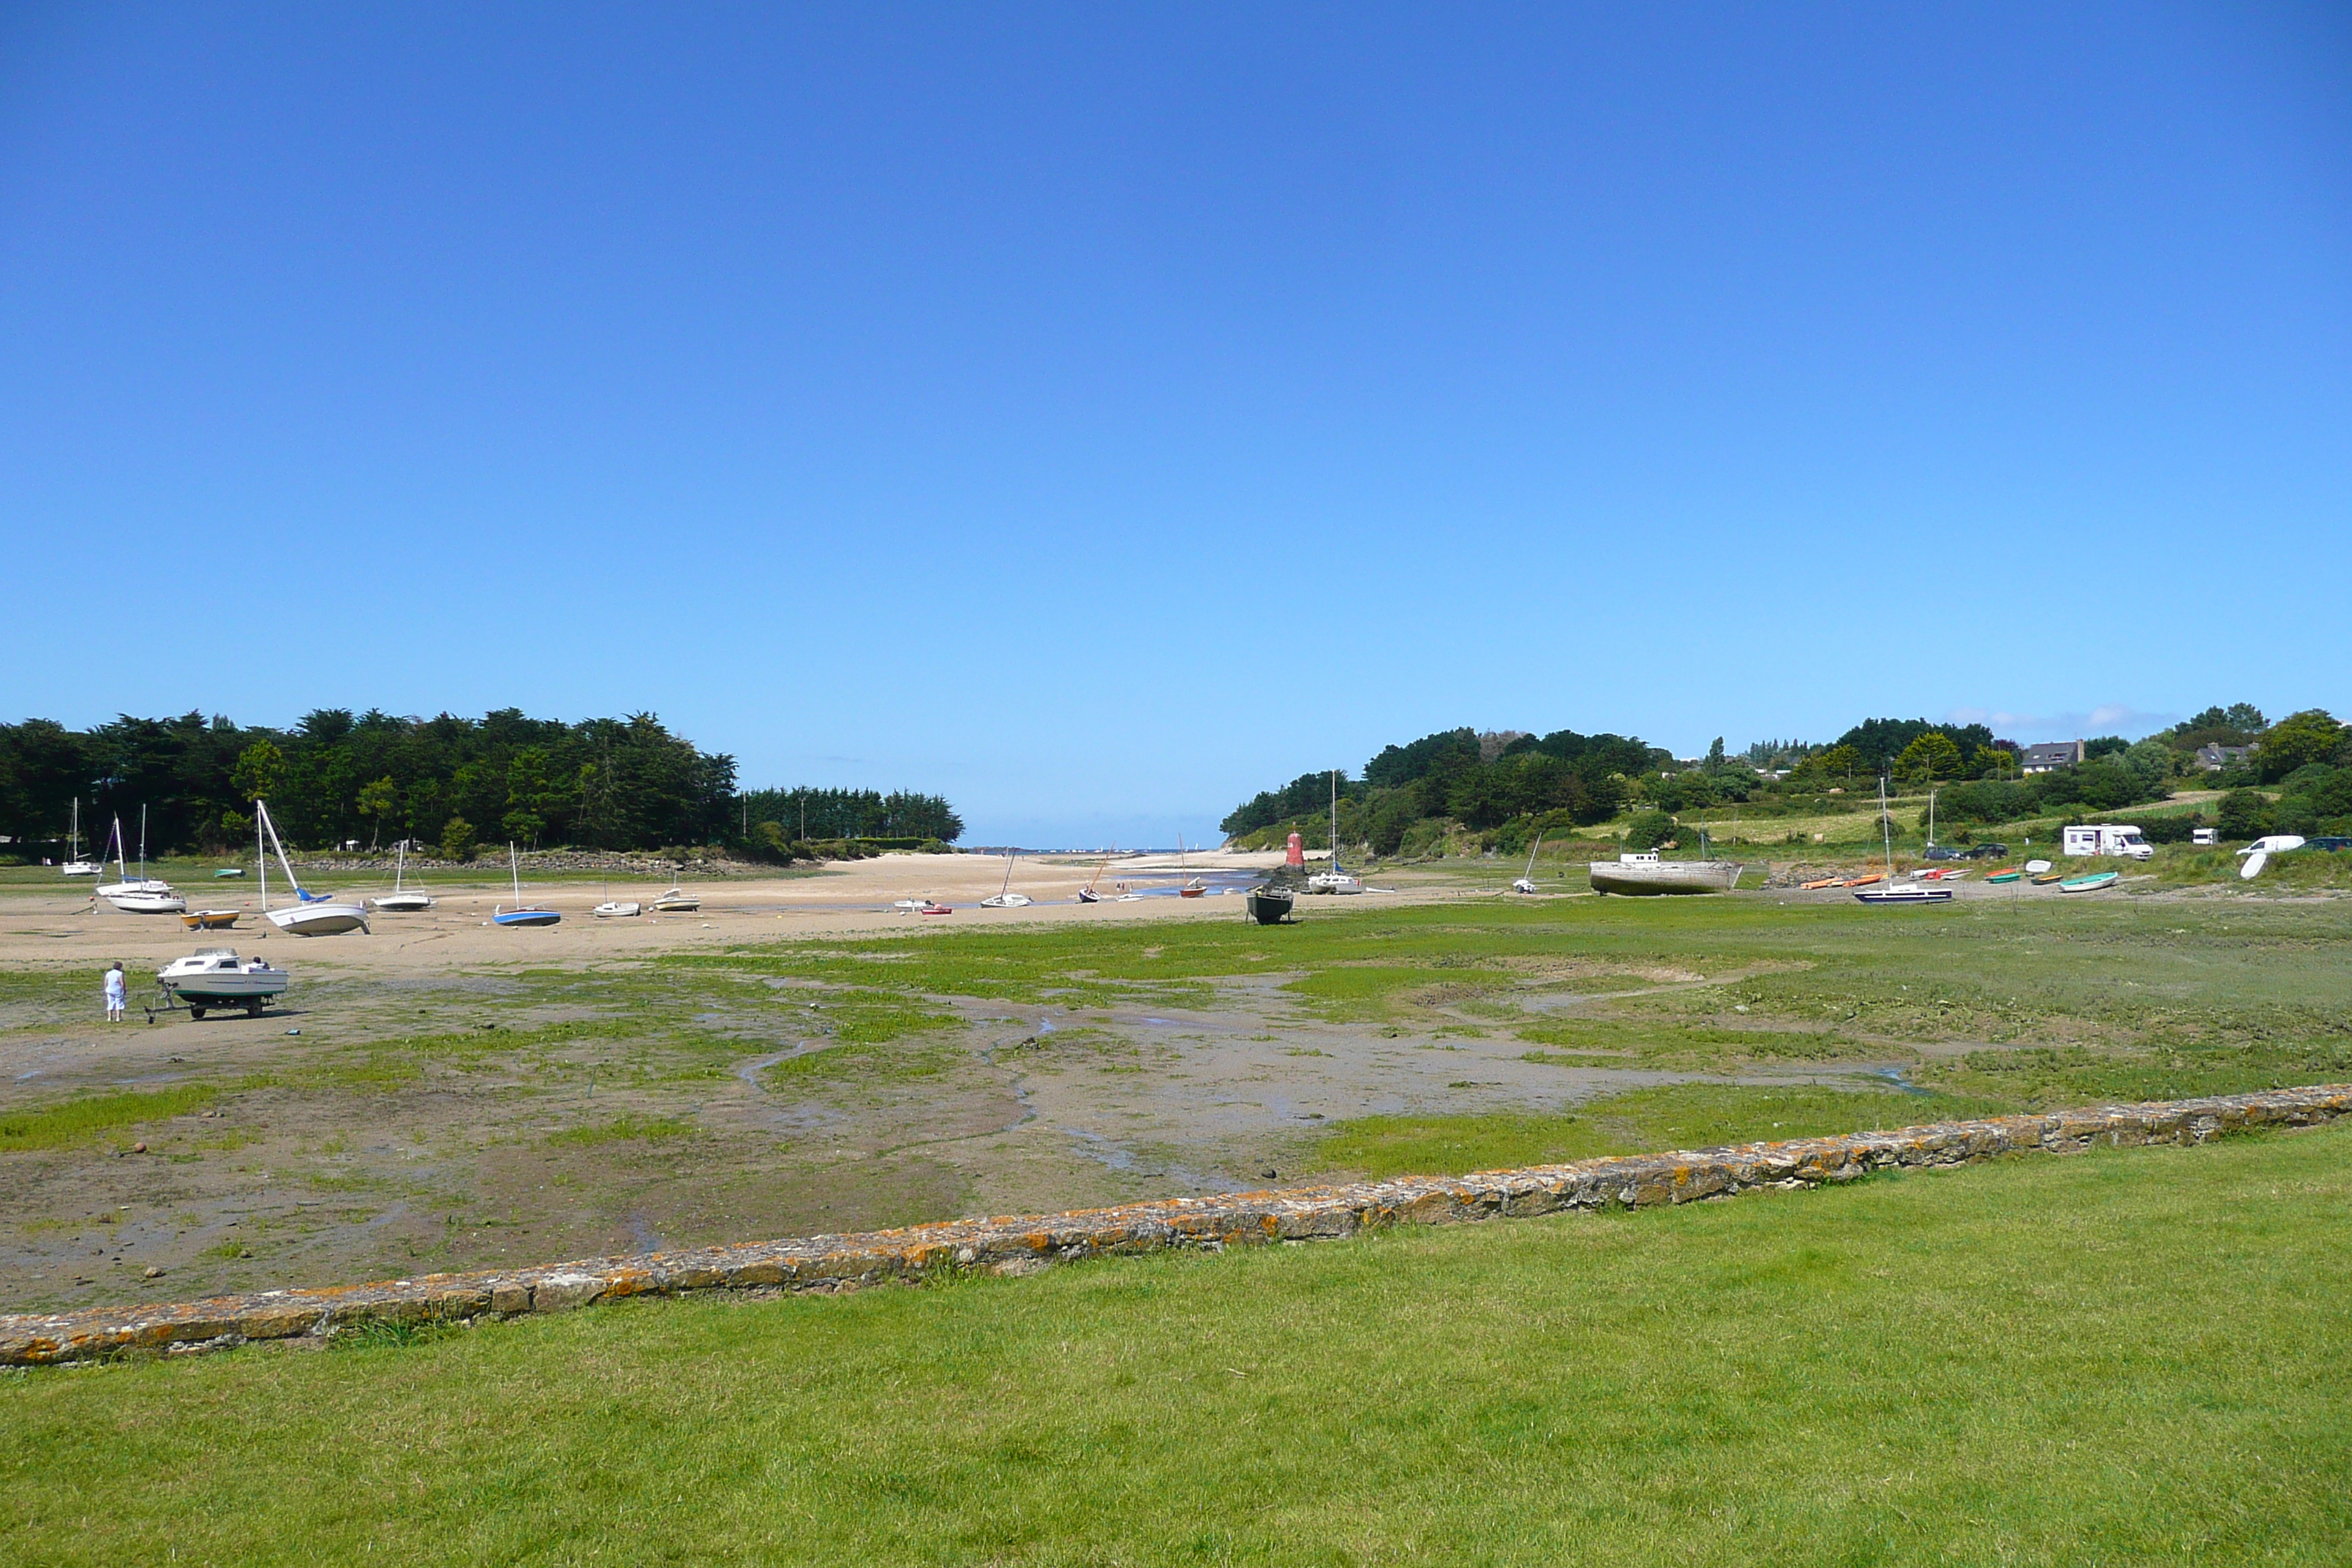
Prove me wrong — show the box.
[0,709,960,862]
[1224,703,2337,855]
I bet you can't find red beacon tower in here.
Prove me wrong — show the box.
[1286,832,1305,868]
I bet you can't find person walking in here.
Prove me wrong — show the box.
[103,961,127,1023]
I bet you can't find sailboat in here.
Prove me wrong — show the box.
[592,875,642,919]
[493,843,561,927]
[1175,834,1208,897]
[61,799,100,878]
[1305,773,1365,895]
[1076,847,1112,904]
[1854,778,1951,905]
[1511,831,1545,895]
[369,842,437,913]
[256,800,370,935]
[99,808,186,913]
[981,849,1034,908]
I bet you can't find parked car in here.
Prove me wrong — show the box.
[1923,845,1964,861]
[1960,843,2010,860]
[2306,837,2351,853]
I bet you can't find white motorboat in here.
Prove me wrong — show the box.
[255,799,370,936]
[652,886,699,913]
[97,809,178,905]
[593,900,642,918]
[61,798,100,877]
[156,948,289,1017]
[980,850,1034,908]
[369,843,436,913]
[1305,773,1365,894]
[1511,831,1545,894]
[1587,851,1742,895]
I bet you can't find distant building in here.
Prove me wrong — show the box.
[2020,740,2085,774]
[2193,743,2253,772]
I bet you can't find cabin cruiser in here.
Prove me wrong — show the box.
[156,949,288,1018]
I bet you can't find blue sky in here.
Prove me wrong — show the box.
[4,4,2348,847]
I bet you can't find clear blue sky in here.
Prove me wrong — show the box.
[5,4,2348,847]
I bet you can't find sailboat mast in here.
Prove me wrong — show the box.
[257,807,268,913]
[138,804,147,881]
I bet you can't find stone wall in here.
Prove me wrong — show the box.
[4,1085,2345,1368]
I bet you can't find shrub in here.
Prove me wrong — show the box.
[2215,790,2271,842]
[437,815,478,864]
[1621,810,1677,851]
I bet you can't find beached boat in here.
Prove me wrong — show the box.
[1852,780,1948,908]
[2029,870,2064,886]
[919,901,954,916]
[181,909,240,930]
[97,810,180,908]
[2059,870,2119,894]
[493,843,561,927]
[652,886,700,913]
[1305,777,1367,894]
[1245,884,1296,925]
[61,799,100,878]
[1986,868,2021,883]
[980,851,1035,908]
[369,843,436,912]
[592,900,642,919]
[1511,832,1545,895]
[1076,849,1112,904]
[156,949,287,1017]
[1589,852,1742,895]
[252,800,369,935]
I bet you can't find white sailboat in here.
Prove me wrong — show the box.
[1511,831,1545,895]
[99,807,186,913]
[61,798,100,878]
[980,849,1033,908]
[592,873,640,919]
[256,799,371,935]
[369,842,437,913]
[1305,772,1364,894]
[1854,778,1951,905]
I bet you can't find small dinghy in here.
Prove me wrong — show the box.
[1842,873,1882,889]
[155,948,288,1019]
[1800,876,1844,891]
[493,843,561,927]
[2059,870,2119,894]
[1986,868,2021,883]
[919,900,954,916]
[213,867,246,879]
[181,909,241,930]
[1245,884,1296,924]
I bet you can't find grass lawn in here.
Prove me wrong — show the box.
[7,1121,2349,1566]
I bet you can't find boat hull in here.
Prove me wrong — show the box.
[1245,888,1295,925]
[2059,872,2119,893]
[181,911,240,930]
[1854,886,1953,905]
[105,890,189,914]
[494,908,561,927]
[1588,860,1742,895]
[268,903,369,936]
[979,894,1034,908]
[592,901,641,918]
[370,893,435,912]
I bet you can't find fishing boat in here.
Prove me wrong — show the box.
[980,850,1035,908]
[155,949,287,1018]
[493,843,561,927]
[61,799,100,878]
[181,909,240,930]
[1589,851,1742,895]
[1306,775,1365,894]
[254,800,369,935]
[1511,832,1545,895]
[370,843,436,912]
[1245,883,1296,925]
[652,885,700,913]
[2059,870,2119,894]
[1853,780,1948,905]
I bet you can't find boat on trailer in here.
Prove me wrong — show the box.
[154,949,288,1018]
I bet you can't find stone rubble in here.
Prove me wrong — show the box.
[4,1085,2345,1367]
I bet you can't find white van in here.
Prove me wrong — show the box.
[2063,824,2154,861]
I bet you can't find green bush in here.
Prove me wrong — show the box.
[1621,810,1677,852]
[437,815,478,863]
[2216,790,2271,841]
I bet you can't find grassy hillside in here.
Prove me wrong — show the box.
[6,1122,2350,1564]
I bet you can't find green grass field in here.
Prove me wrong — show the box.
[5,1122,2348,1565]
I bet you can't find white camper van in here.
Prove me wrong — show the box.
[2062,824,2154,861]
